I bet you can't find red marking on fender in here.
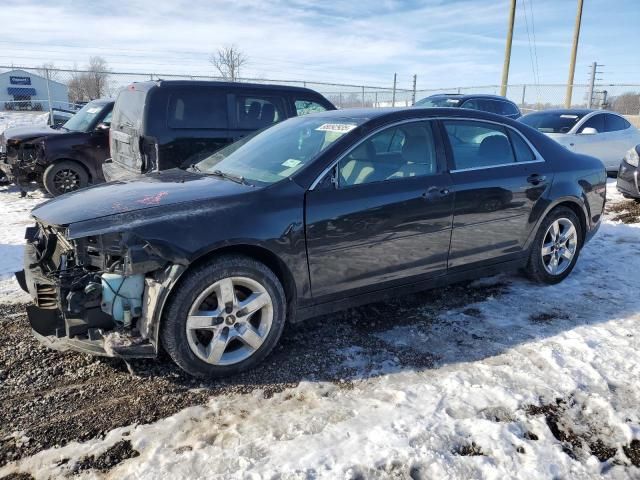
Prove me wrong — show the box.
[137,191,168,205]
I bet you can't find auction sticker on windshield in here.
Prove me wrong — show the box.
[315,123,357,133]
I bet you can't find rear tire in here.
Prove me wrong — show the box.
[161,255,286,378]
[43,160,89,196]
[525,206,582,285]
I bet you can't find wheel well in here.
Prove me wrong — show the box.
[184,245,297,314]
[51,158,92,182]
[550,201,588,245]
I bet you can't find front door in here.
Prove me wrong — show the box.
[441,119,552,269]
[305,120,454,299]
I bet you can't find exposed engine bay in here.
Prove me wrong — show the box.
[19,221,183,357]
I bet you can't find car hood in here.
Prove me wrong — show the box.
[2,125,65,142]
[32,169,255,226]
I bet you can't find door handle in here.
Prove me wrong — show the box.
[422,187,450,200]
[527,174,546,185]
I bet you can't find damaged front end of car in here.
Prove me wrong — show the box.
[18,222,186,358]
[1,137,47,185]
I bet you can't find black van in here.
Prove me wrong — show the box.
[104,81,336,180]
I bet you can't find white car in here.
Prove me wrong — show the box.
[519,109,640,174]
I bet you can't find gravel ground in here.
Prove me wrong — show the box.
[0,280,506,468]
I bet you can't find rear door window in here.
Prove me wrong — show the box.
[443,120,517,170]
[604,114,630,132]
[235,95,285,129]
[294,99,329,116]
[168,90,228,129]
[579,114,605,133]
[496,101,519,116]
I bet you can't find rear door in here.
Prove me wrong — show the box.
[110,87,146,173]
[441,119,552,269]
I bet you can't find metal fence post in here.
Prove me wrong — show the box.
[587,62,596,109]
[375,92,378,108]
[457,87,461,94]
[521,85,526,107]
[44,68,53,122]
[391,73,397,107]
[339,92,343,109]
[361,86,365,107]
[411,74,417,105]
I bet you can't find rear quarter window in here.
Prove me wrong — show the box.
[168,90,228,129]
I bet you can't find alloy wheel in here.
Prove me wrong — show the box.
[541,217,578,275]
[186,276,274,366]
[53,168,81,193]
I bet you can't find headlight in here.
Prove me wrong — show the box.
[624,146,639,167]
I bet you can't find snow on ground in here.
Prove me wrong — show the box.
[0,111,49,135]
[0,185,47,303]
[1,180,640,479]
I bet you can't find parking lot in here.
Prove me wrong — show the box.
[0,179,638,479]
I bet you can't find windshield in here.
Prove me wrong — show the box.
[195,116,364,185]
[62,101,108,132]
[415,96,462,108]
[519,112,587,133]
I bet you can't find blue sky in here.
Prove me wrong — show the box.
[1,0,638,89]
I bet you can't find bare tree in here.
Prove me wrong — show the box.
[67,56,111,103]
[210,45,248,82]
[611,92,640,115]
[36,62,60,81]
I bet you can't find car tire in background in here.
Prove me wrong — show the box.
[161,255,287,378]
[525,206,582,285]
[43,160,89,196]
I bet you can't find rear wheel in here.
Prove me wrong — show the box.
[161,255,286,378]
[43,160,89,196]
[525,207,582,284]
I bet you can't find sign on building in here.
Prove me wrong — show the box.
[10,76,32,85]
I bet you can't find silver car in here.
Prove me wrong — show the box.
[519,109,640,174]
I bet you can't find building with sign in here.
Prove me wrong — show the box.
[0,69,69,111]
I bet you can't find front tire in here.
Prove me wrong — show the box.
[43,160,89,196]
[525,206,582,285]
[161,255,286,378]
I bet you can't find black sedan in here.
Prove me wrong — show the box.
[19,108,606,377]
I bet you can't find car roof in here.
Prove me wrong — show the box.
[130,80,325,96]
[524,108,594,116]
[426,93,517,102]
[305,106,522,124]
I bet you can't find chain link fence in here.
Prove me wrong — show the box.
[1,65,638,119]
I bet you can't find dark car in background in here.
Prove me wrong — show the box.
[19,107,605,378]
[103,81,336,181]
[414,93,522,119]
[617,144,640,200]
[0,99,114,196]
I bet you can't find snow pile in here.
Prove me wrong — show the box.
[1,181,639,479]
[0,111,49,135]
[0,185,47,302]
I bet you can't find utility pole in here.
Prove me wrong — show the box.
[586,62,605,109]
[500,0,517,97]
[564,0,584,108]
[391,73,397,107]
[411,74,417,105]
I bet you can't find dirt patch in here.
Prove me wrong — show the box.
[453,441,484,456]
[623,440,640,467]
[0,473,35,480]
[529,310,570,324]
[525,397,620,463]
[73,440,139,474]
[607,199,640,224]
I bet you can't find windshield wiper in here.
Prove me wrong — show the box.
[189,163,202,172]
[211,169,252,186]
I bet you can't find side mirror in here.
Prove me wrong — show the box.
[95,122,110,132]
[580,127,598,135]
